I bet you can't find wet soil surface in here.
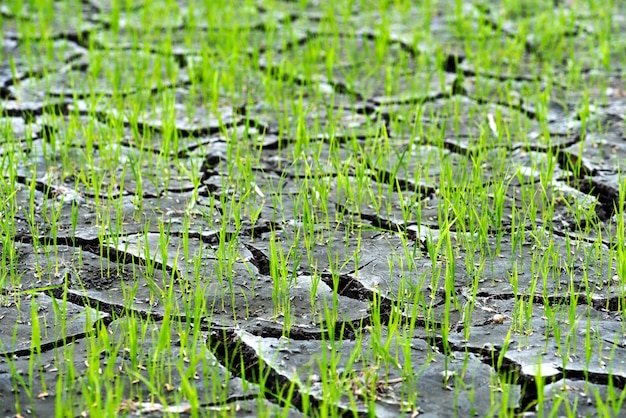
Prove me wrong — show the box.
[2,1,626,417]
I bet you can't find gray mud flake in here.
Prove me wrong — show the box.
[0,38,86,87]
[1,3,99,39]
[12,51,181,98]
[0,293,106,356]
[0,321,259,416]
[0,116,40,141]
[235,329,514,417]
[135,88,240,135]
[564,133,626,173]
[540,379,625,418]
[450,306,626,403]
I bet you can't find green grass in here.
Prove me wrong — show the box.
[1,0,626,416]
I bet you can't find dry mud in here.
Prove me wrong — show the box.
[1,1,626,417]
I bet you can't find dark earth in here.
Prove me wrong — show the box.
[1,0,626,417]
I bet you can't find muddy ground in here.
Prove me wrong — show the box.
[1,1,626,417]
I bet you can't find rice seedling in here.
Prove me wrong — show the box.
[0,0,625,416]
